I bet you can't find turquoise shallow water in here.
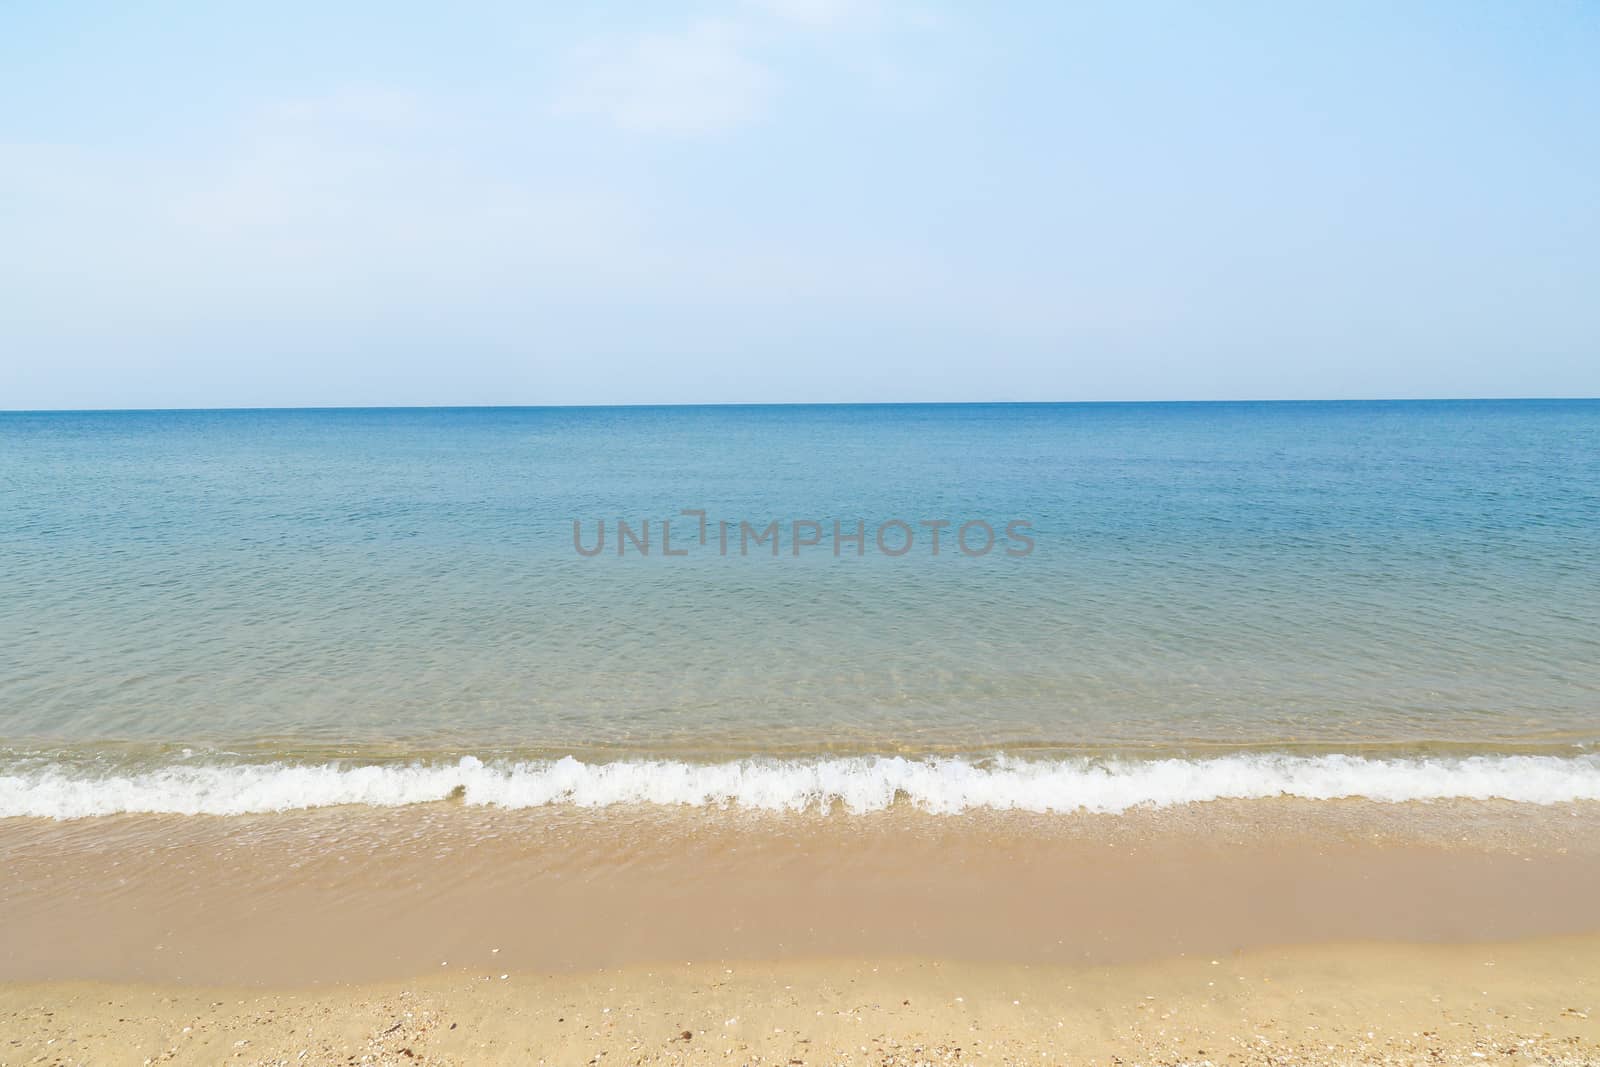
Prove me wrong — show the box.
[2,401,1599,816]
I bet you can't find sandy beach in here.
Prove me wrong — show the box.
[4,938,1598,1066]
[3,800,1599,1064]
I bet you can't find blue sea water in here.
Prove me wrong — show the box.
[2,400,1598,817]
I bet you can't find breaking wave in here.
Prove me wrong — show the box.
[3,752,1600,819]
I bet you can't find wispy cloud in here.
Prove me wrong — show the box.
[552,19,774,136]
[748,0,876,29]
[0,86,656,336]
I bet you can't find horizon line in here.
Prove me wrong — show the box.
[3,396,1599,415]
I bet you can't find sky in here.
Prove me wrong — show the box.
[1,0,1597,408]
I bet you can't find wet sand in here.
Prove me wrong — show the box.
[3,800,1600,985]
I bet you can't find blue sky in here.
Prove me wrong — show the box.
[2,1,1597,407]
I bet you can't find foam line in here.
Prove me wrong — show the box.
[3,752,1599,819]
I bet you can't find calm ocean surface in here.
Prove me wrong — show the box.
[3,401,1599,817]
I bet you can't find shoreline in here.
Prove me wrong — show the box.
[5,749,1600,820]
[3,938,1597,1065]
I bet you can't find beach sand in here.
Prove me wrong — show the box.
[3,801,1598,1064]
[3,939,1598,1066]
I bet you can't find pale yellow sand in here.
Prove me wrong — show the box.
[3,938,1598,1066]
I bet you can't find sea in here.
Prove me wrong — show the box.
[2,400,1598,819]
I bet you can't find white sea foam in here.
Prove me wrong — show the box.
[3,753,1600,820]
